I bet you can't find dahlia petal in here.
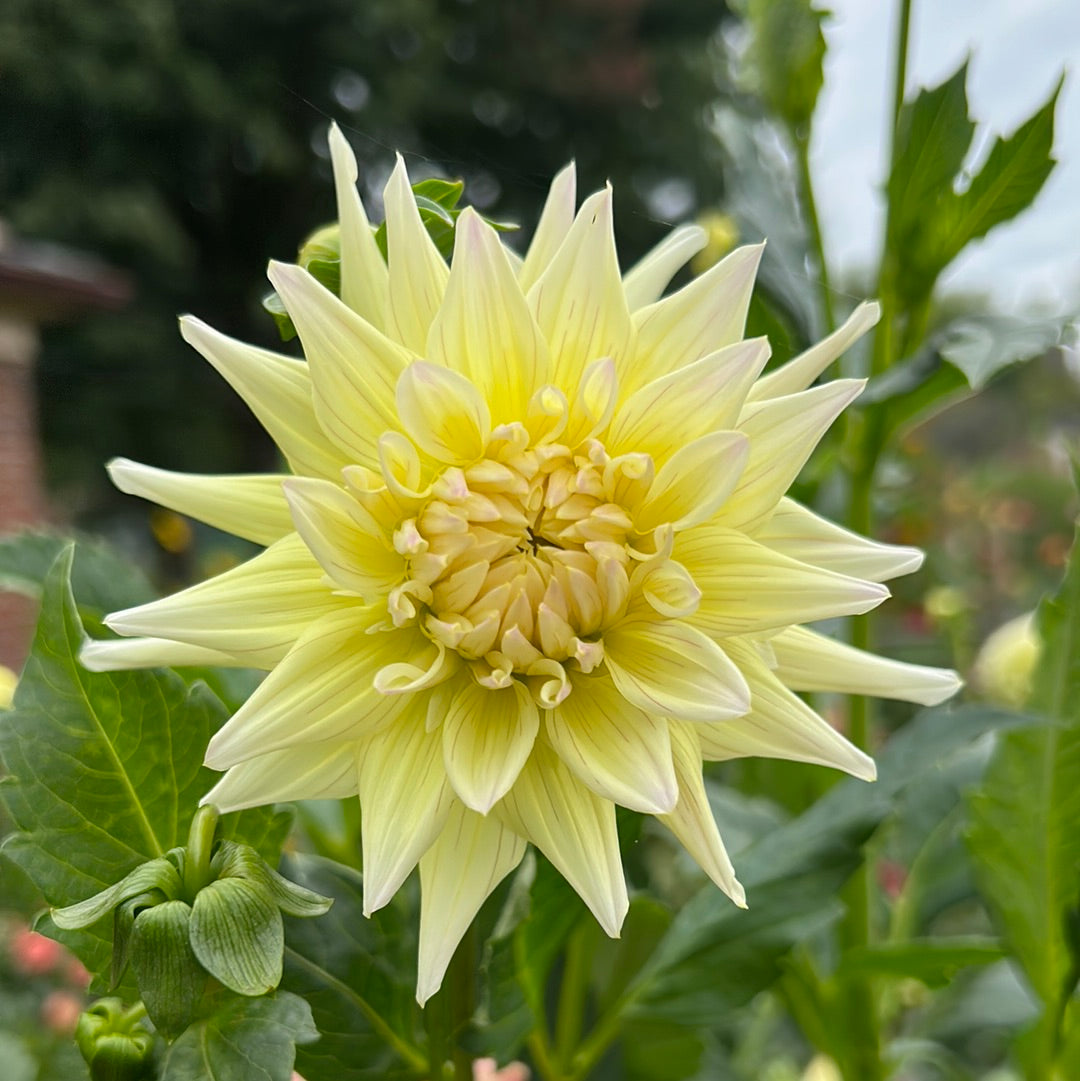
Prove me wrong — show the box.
[495,742,628,936]
[527,186,633,396]
[282,477,404,599]
[626,243,763,395]
[563,357,618,448]
[267,260,409,468]
[441,676,539,813]
[202,743,359,813]
[677,526,889,636]
[357,706,454,915]
[717,378,866,533]
[107,459,293,547]
[518,161,577,293]
[698,638,876,780]
[80,636,246,671]
[547,675,678,813]
[749,301,880,401]
[417,803,526,1004]
[635,431,749,532]
[657,723,745,905]
[179,316,349,480]
[606,338,770,462]
[603,618,750,722]
[384,154,450,352]
[204,612,416,769]
[328,122,389,330]
[104,534,352,669]
[427,208,550,424]
[753,497,924,582]
[622,224,707,311]
[396,361,491,465]
[771,625,963,706]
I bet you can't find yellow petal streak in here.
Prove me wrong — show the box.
[657,723,745,905]
[105,534,355,668]
[358,707,454,915]
[497,743,628,936]
[428,208,549,423]
[417,804,526,1004]
[108,459,293,547]
[771,626,963,706]
[396,362,491,465]
[603,618,750,723]
[546,675,678,813]
[699,638,876,780]
[441,676,539,813]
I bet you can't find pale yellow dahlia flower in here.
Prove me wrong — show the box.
[83,124,960,1003]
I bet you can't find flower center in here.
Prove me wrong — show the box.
[385,434,661,694]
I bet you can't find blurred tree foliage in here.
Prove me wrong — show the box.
[1,0,741,511]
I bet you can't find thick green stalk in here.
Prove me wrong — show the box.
[554,923,594,1070]
[183,804,219,901]
[834,4,914,1078]
[449,926,477,1081]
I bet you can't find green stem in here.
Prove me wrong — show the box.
[449,926,477,1081]
[566,996,628,1081]
[554,923,593,1069]
[183,804,219,901]
[793,127,836,334]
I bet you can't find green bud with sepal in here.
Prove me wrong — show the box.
[75,998,157,1081]
[52,805,332,1039]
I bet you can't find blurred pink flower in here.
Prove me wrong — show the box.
[9,926,63,975]
[473,1058,530,1081]
[41,990,84,1034]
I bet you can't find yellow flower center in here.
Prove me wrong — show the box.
[383,427,679,701]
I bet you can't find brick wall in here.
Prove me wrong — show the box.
[0,316,46,671]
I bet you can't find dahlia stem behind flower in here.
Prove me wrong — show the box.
[82,123,960,1003]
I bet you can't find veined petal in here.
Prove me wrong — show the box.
[108,459,293,547]
[749,301,880,401]
[104,534,352,669]
[357,704,454,915]
[384,154,450,351]
[657,723,745,905]
[717,378,866,533]
[518,161,576,293]
[80,636,247,671]
[417,805,526,1005]
[753,498,924,582]
[495,742,628,936]
[283,477,404,599]
[607,339,770,463]
[771,625,963,706]
[204,611,416,769]
[268,260,409,468]
[698,638,876,780]
[396,361,490,465]
[625,243,763,396]
[635,431,749,532]
[547,673,678,813]
[328,122,389,330]
[622,224,707,312]
[603,617,750,723]
[676,525,888,636]
[528,187,633,396]
[427,208,550,423]
[440,676,539,813]
[179,316,349,480]
[202,743,359,813]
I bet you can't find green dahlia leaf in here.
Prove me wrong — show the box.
[279,855,426,1081]
[967,509,1080,1040]
[0,548,284,982]
[160,991,317,1081]
[746,0,827,131]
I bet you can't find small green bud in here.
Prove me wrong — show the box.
[76,1000,155,1081]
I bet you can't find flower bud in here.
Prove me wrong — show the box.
[75,999,155,1081]
[972,612,1040,708]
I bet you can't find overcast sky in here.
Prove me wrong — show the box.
[813,0,1079,314]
